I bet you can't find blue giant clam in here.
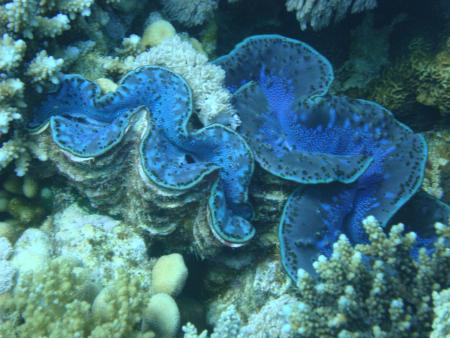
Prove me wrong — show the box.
[30,35,448,280]
[216,35,438,280]
[29,66,255,256]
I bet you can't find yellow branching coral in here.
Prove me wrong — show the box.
[289,216,450,338]
[0,257,156,337]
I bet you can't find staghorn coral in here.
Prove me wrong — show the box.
[217,34,427,278]
[285,0,377,31]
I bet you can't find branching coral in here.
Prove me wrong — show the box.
[431,288,450,338]
[0,34,25,72]
[1,0,92,38]
[285,0,378,31]
[25,50,64,89]
[0,0,95,176]
[0,138,28,175]
[0,257,153,337]
[0,77,25,154]
[185,217,449,337]
[160,0,219,27]
[289,216,450,337]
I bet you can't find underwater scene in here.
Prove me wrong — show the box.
[0,0,449,337]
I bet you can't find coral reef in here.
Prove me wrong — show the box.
[285,0,377,31]
[51,203,153,289]
[29,32,443,284]
[0,1,447,337]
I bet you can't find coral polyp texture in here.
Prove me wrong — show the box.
[216,35,428,279]
[29,66,254,250]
